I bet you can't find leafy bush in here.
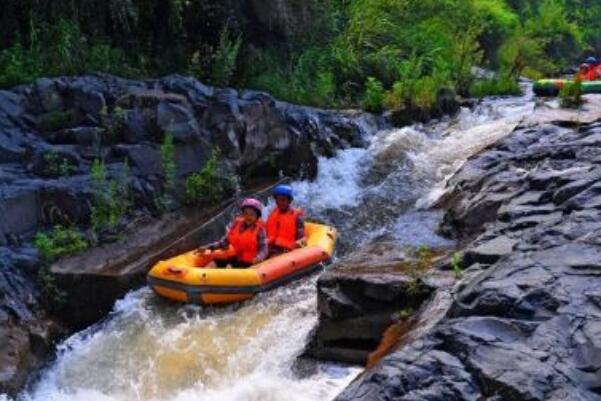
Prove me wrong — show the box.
[451,252,463,278]
[37,110,77,132]
[90,159,130,231]
[38,267,68,309]
[0,19,141,88]
[363,77,385,112]
[185,149,236,205]
[559,76,583,108]
[43,152,76,177]
[34,225,88,263]
[159,133,177,209]
[208,26,242,87]
[0,44,42,88]
[470,76,521,98]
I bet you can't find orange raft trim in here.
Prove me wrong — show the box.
[147,222,336,304]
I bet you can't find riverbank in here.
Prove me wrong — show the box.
[333,96,601,400]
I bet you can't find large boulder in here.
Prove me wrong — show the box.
[306,241,454,365]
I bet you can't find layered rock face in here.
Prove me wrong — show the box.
[0,73,378,395]
[336,120,601,400]
[1,74,376,245]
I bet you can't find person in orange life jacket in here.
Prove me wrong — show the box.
[266,184,306,256]
[195,198,268,268]
[578,62,598,81]
[585,56,601,80]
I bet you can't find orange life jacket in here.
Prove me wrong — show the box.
[267,207,304,251]
[227,217,265,264]
[579,68,598,81]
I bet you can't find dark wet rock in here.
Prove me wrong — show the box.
[338,117,601,401]
[157,100,204,143]
[113,144,162,176]
[122,108,153,144]
[306,242,455,365]
[388,89,461,127]
[0,73,379,239]
[0,185,40,241]
[0,248,65,396]
[463,235,517,265]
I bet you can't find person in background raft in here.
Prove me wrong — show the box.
[195,198,268,268]
[587,56,601,80]
[266,184,306,256]
[578,57,600,81]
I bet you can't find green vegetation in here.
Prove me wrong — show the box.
[43,152,76,177]
[38,267,68,309]
[559,76,583,108]
[34,224,87,309]
[159,133,177,210]
[207,26,242,87]
[37,110,77,132]
[398,308,414,320]
[0,0,598,109]
[185,149,236,206]
[34,225,88,263]
[89,159,131,231]
[404,245,435,298]
[101,106,126,141]
[0,19,139,88]
[363,77,385,112]
[470,76,522,98]
[451,252,464,278]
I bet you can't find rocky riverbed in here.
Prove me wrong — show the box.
[332,97,601,400]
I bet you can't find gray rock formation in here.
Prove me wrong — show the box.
[306,242,455,365]
[336,120,601,400]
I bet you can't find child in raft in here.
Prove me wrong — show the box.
[195,198,268,268]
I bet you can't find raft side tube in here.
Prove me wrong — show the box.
[147,221,336,304]
[534,79,601,96]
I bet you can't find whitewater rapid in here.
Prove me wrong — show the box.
[6,86,535,401]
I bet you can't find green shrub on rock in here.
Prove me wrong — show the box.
[185,149,236,206]
[363,77,385,113]
[34,225,88,263]
[90,159,131,231]
[559,77,583,108]
[159,133,177,210]
[470,76,521,98]
[43,152,76,177]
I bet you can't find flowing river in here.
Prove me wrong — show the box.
[5,86,535,401]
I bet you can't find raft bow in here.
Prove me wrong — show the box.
[147,222,336,304]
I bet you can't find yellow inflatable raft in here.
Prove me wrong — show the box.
[147,222,336,304]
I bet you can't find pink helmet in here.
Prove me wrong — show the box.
[241,198,263,216]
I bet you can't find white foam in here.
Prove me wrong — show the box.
[293,148,367,212]
[22,282,359,401]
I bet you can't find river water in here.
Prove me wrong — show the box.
[5,87,535,401]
